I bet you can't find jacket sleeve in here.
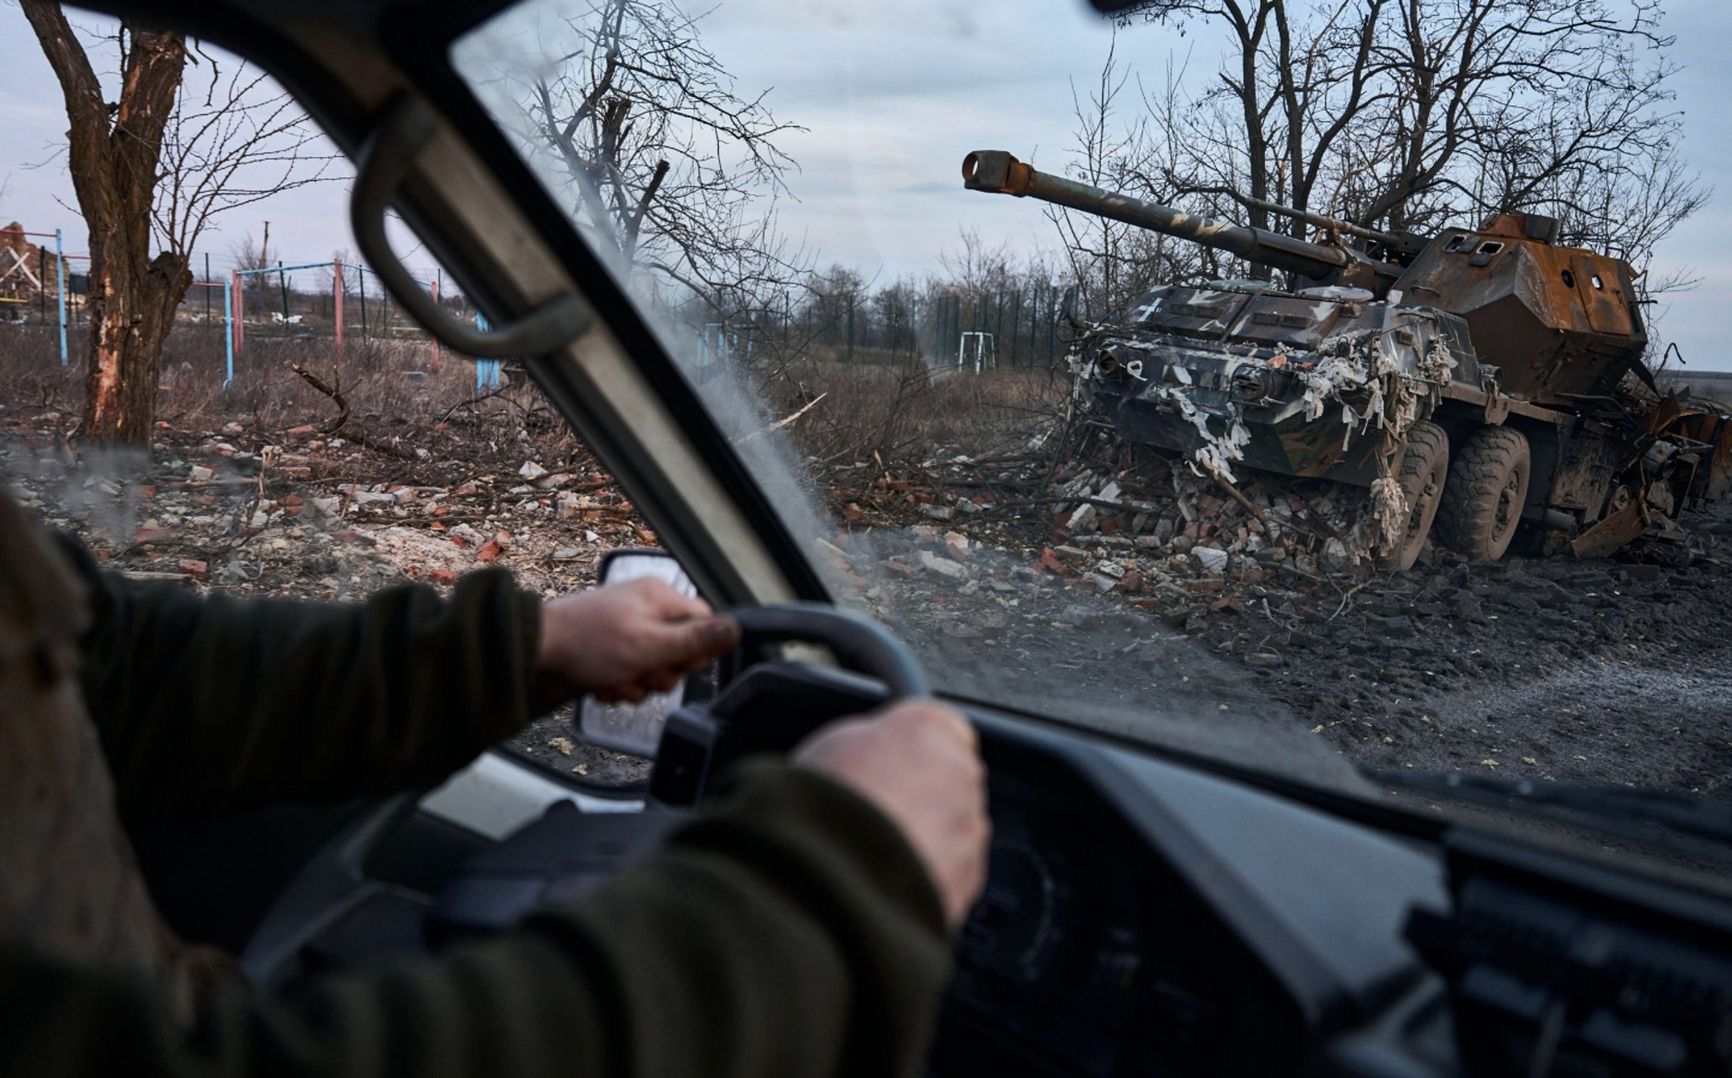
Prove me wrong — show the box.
[60,536,543,821]
[0,763,954,1078]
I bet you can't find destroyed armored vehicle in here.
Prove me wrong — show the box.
[963,150,1732,569]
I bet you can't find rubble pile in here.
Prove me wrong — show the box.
[833,444,1390,627]
[1040,458,1385,578]
[1,411,650,601]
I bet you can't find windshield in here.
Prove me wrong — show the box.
[453,0,1732,865]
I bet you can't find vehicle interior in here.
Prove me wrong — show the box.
[71,0,1732,1075]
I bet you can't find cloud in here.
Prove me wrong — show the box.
[1,0,1729,367]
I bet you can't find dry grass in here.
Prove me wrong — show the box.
[0,327,1068,500]
[0,325,521,439]
[762,357,1069,468]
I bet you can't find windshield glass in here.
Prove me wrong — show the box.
[453,0,1732,863]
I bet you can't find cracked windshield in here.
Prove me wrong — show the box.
[452,0,1732,831]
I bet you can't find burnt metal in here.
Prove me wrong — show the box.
[961,149,1732,563]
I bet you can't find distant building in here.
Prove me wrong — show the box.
[0,222,66,308]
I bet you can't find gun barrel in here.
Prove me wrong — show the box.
[962,150,1348,281]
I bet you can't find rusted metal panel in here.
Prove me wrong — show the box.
[1392,212,1642,401]
[1655,400,1732,503]
[1571,495,1645,559]
[1569,254,1633,336]
[1545,430,1621,513]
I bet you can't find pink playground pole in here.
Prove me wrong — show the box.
[231,271,244,354]
[429,275,442,371]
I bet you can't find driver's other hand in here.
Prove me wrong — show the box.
[793,700,989,929]
[534,578,740,704]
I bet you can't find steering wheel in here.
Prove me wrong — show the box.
[727,602,930,695]
[651,602,931,804]
[241,602,930,987]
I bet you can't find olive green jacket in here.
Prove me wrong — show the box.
[0,528,951,1078]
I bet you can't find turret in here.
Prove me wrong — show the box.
[961,149,1406,294]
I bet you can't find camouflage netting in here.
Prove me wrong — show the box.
[1068,317,1465,557]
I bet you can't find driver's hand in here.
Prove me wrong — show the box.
[534,578,740,704]
[793,700,990,929]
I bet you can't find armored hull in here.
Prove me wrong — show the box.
[1079,281,1478,487]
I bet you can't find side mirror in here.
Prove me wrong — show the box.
[574,548,705,758]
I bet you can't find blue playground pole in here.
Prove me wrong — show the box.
[222,276,234,387]
[54,229,66,366]
[475,312,501,390]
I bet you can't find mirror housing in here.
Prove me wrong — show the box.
[574,548,702,757]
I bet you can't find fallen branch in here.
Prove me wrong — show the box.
[975,493,1168,517]
[288,362,420,462]
[1211,474,1271,527]
[737,392,827,445]
[438,383,518,424]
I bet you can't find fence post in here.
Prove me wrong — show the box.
[223,274,235,387]
[429,273,441,371]
[54,229,66,366]
[231,270,244,356]
[334,258,344,359]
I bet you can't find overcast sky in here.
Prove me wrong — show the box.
[3,0,1729,369]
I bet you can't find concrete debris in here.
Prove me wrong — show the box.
[917,549,970,580]
[1193,546,1229,574]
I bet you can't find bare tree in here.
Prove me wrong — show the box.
[21,5,332,446]
[230,232,271,273]
[488,0,806,320]
[474,0,803,318]
[1045,40,1222,315]
[1108,0,1704,292]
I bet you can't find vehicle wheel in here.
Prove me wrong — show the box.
[1380,420,1449,572]
[1437,426,1531,562]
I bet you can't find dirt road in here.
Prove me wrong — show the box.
[850,497,1732,800]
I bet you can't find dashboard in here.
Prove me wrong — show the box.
[937,758,1302,1077]
[242,661,1732,1077]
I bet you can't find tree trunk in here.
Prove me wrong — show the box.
[22,2,190,447]
[85,251,189,445]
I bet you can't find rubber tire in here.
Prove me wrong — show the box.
[1380,420,1450,572]
[1437,426,1531,562]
